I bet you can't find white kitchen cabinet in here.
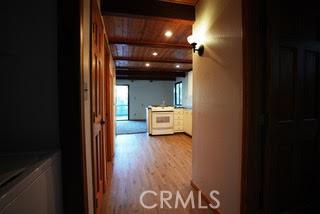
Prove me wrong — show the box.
[174,108,192,136]
[183,109,192,136]
[174,109,184,133]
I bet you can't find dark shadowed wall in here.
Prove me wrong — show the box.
[0,0,59,152]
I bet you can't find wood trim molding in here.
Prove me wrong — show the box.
[183,132,192,137]
[190,181,221,214]
[80,0,89,213]
[241,0,249,212]
[241,0,266,213]
[58,0,86,212]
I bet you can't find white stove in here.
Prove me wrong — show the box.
[146,106,174,135]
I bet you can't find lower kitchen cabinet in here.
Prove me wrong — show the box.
[174,108,192,136]
[183,109,192,136]
[174,109,184,133]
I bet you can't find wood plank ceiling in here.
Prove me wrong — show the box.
[102,0,195,80]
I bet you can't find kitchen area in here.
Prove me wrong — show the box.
[116,71,193,136]
[146,71,193,136]
[146,106,192,136]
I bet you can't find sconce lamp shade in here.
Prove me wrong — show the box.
[187,35,195,44]
[187,34,204,56]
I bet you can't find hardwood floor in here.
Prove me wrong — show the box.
[105,133,214,213]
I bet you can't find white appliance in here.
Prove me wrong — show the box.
[0,152,63,214]
[146,106,174,135]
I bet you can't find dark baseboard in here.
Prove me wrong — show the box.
[190,180,221,214]
[184,132,192,137]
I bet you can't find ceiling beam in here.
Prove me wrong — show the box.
[117,70,185,81]
[114,56,192,64]
[116,66,191,73]
[117,76,177,81]
[101,0,195,21]
[117,70,186,77]
[159,0,199,6]
[110,39,190,49]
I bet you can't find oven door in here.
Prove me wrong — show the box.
[152,112,173,129]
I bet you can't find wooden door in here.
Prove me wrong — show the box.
[101,42,108,193]
[105,44,115,161]
[91,1,107,213]
[263,1,320,213]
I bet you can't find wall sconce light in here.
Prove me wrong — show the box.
[187,35,204,56]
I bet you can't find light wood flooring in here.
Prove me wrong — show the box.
[105,133,213,214]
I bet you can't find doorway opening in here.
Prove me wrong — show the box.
[81,0,195,213]
[115,84,147,134]
[116,85,129,121]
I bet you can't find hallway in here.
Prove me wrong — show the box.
[106,134,213,213]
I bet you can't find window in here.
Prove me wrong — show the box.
[174,81,182,106]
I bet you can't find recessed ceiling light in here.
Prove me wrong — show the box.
[176,65,181,68]
[152,52,158,56]
[164,31,173,37]
[145,63,150,67]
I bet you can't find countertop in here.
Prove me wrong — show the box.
[146,106,192,109]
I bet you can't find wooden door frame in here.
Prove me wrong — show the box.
[59,0,115,213]
[58,0,87,213]
[80,0,89,213]
[61,0,267,212]
[241,0,267,213]
[90,1,109,213]
[103,41,109,186]
[109,73,115,160]
[104,43,115,161]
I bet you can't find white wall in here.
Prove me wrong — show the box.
[192,0,243,213]
[176,71,193,108]
[116,80,174,120]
